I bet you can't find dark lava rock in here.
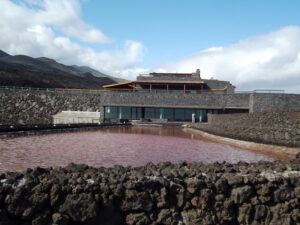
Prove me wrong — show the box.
[126,212,150,225]
[231,185,254,204]
[59,193,99,223]
[254,204,269,222]
[215,178,229,194]
[0,158,299,225]
[52,213,69,225]
[121,190,153,212]
[274,187,294,203]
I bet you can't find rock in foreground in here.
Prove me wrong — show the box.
[0,159,300,225]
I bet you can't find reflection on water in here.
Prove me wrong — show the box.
[0,126,274,171]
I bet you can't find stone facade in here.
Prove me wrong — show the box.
[191,111,300,147]
[249,93,300,113]
[0,159,299,224]
[0,88,300,126]
[100,91,250,109]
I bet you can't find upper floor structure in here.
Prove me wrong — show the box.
[103,69,235,94]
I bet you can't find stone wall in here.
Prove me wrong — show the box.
[191,111,300,147]
[0,89,250,125]
[0,89,104,125]
[100,91,250,109]
[249,93,300,113]
[0,159,299,225]
[1,87,300,126]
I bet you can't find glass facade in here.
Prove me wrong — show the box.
[104,106,222,122]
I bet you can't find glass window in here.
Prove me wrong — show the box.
[159,108,174,121]
[174,108,185,121]
[137,107,142,119]
[131,107,137,120]
[196,109,207,122]
[184,109,195,121]
[154,108,161,118]
[119,107,131,119]
[105,106,118,119]
[145,107,155,119]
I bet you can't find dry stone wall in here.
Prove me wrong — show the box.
[0,89,104,125]
[249,93,300,113]
[0,159,299,225]
[191,111,300,147]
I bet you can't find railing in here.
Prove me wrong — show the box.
[0,86,229,94]
[235,89,285,94]
[0,86,285,95]
[253,89,285,93]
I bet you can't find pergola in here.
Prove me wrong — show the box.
[103,80,206,93]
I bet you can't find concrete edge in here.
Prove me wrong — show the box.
[183,127,300,160]
[0,124,131,138]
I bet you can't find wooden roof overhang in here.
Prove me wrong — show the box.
[103,81,136,90]
[103,80,205,90]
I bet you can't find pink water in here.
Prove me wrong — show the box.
[0,126,274,171]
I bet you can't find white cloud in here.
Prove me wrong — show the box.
[0,0,146,78]
[158,26,300,93]
[0,0,299,92]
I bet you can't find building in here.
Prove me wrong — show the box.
[103,69,235,94]
[102,70,241,123]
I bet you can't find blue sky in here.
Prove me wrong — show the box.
[1,0,300,92]
[81,0,300,67]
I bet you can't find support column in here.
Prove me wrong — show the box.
[167,84,169,93]
[183,84,186,93]
[150,84,152,93]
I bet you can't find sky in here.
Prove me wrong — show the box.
[0,0,300,93]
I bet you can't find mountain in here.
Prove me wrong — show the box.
[71,65,108,77]
[0,50,10,57]
[0,50,121,89]
[71,65,127,82]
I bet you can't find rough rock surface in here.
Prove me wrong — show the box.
[190,111,300,147]
[0,158,299,225]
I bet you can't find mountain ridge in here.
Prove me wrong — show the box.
[0,50,10,57]
[0,50,124,89]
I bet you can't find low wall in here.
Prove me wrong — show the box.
[0,159,299,225]
[191,111,300,147]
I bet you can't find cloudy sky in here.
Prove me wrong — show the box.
[0,0,300,93]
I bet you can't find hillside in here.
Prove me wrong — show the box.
[0,50,120,89]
